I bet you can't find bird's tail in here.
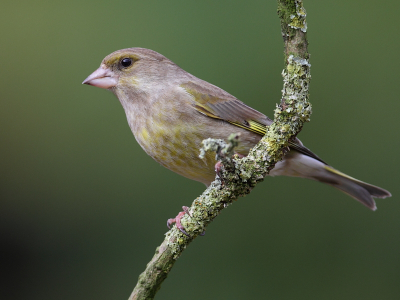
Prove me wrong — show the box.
[318,165,391,210]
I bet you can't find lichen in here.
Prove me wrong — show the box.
[199,133,239,161]
[278,0,307,33]
[281,55,311,124]
[278,0,307,36]
[289,0,307,32]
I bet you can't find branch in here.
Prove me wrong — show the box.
[128,1,311,299]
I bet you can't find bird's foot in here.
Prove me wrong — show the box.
[167,206,206,236]
[167,206,191,236]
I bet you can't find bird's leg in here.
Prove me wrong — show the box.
[167,206,191,236]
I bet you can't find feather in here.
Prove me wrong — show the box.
[182,81,326,164]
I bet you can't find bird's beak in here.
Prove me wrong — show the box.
[82,66,118,89]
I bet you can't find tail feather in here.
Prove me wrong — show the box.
[323,166,391,210]
[271,151,391,210]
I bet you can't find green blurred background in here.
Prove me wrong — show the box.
[1,1,399,299]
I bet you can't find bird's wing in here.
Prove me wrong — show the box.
[181,81,326,164]
[181,81,272,135]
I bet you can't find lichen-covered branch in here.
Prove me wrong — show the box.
[277,0,309,61]
[128,1,311,299]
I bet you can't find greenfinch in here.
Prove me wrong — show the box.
[83,48,391,213]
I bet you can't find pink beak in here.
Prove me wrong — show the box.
[82,66,118,89]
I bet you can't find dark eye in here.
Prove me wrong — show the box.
[120,58,133,68]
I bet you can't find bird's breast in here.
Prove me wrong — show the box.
[129,100,217,185]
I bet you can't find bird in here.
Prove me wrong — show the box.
[83,48,391,233]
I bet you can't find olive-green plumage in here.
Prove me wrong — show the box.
[83,48,391,210]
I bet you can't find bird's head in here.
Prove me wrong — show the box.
[82,48,179,93]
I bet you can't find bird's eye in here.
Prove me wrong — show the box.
[120,58,133,68]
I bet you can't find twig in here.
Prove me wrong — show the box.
[128,1,311,299]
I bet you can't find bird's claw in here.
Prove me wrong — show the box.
[214,161,223,177]
[167,206,206,237]
[167,206,190,236]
